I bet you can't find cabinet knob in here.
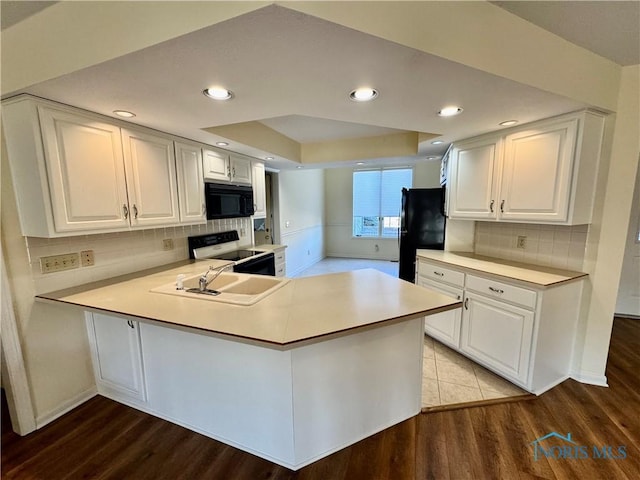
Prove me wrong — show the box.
[123,204,129,219]
[127,320,134,329]
[133,204,139,219]
[489,286,505,294]
[500,200,505,213]
[202,203,206,216]
[489,200,494,213]
[433,271,444,277]
[464,297,469,310]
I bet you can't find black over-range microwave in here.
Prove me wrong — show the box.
[204,182,255,219]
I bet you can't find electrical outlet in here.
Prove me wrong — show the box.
[80,250,95,266]
[40,253,80,274]
[517,236,527,249]
[162,239,175,250]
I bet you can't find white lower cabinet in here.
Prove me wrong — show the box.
[416,257,584,394]
[274,247,287,277]
[86,313,147,403]
[417,277,462,349]
[460,291,534,384]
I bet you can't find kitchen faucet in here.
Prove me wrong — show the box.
[199,262,235,292]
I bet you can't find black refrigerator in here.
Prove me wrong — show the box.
[398,188,446,282]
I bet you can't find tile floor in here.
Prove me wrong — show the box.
[422,335,527,409]
[295,257,527,409]
[293,257,399,278]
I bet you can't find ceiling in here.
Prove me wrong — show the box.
[2,2,637,169]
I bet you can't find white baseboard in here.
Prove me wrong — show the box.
[325,253,398,262]
[570,371,609,387]
[35,386,97,429]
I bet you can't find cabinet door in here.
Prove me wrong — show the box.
[87,313,146,402]
[500,119,578,222]
[38,106,130,232]
[252,162,267,218]
[122,129,180,227]
[460,291,533,385]
[203,149,230,182]
[175,142,206,224]
[417,278,463,349]
[448,137,501,220]
[230,155,252,185]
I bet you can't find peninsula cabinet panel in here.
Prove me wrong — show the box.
[121,128,180,227]
[448,137,501,220]
[174,141,206,224]
[86,313,147,403]
[38,105,131,232]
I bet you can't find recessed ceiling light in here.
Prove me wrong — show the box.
[438,106,463,117]
[265,156,274,160]
[356,162,365,165]
[349,87,378,102]
[499,120,519,126]
[203,87,234,100]
[431,140,444,145]
[427,157,437,160]
[113,110,136,118]
[296,166,303,169]
[216,141,229,147]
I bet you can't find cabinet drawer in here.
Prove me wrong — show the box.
[275,251,285,264]
[466,274,537,309]
[417,260,465,287]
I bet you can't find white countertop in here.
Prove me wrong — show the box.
[416,250,587,287]
[37,261,459,346]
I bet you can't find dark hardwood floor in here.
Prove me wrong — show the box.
[2,318,639,479]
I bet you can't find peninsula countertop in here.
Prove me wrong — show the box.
[416,250,587,287]
[37,261,460,346]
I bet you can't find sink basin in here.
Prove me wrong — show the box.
[222,276,283,295]
[181,273,240,291]
[151,272,289,306]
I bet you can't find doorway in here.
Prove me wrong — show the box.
[616,163,640,317]
[253,171,280,246]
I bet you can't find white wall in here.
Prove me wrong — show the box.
[325,161,443,260]
[277,169,325,277]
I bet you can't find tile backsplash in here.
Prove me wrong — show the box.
[27,218,252,294]
[474,222,588,271]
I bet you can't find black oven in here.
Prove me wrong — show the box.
[205,183,254,219]
[233,252,276,276]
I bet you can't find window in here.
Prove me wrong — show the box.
[353,168,413,238]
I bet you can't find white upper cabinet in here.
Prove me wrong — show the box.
[121,128,180,227]
[174,141,206,224]
[448,136,502,220]
[2,95,201,237]
[37,105,131,233]
[500,118,577,223]
[229,155,252,185]
[447,110,605,225]
[252,161,267,219]
[203,148,231,182]
[203,149,253,185]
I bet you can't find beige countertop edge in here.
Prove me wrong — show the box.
[35,295,460,349]
[416,250,587,288]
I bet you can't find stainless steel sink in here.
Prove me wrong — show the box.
[151,272,289,306]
